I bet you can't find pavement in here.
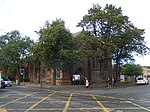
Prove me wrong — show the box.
[15,81,136,91]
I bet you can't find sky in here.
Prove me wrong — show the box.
[0,0,150,66]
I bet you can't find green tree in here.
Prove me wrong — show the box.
[73,31,100,60]
[38,19,76,85]
[122,64,143,77]
[77,4,149,82]
[113,27,149,79]
[0,30,34,80]
[77,4,128,81]
[143,66,150,69]
[27,41,43,83]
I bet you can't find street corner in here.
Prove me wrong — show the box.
[115,82,136,88]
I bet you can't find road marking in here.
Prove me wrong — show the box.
[126,100,150,111]
[1,90,150,112]
[63,93,73,112]
[0,95,10,98]
[92,95,109,112]
[5,107,147,111]
[0,94,32,107]
[25,91,56,112]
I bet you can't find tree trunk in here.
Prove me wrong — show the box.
[16,65,20,85]
[99,59,102,85]
[116,57,121,83]
[52,69,56,85]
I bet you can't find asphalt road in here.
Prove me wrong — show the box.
[0,83,150,112]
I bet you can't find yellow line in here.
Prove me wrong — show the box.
[126,100,150,111]
[0,95,10,98]
[25,91,56,112]
[63,93,73,112]
[92,95,109,112]
[6,107,147,111]
[0,94,32,107]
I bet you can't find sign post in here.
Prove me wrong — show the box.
[20,68,25,85]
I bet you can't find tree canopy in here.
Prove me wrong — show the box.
[122,64,143,77]
[38,19,76,70]
[76,4,150,80]
[0,30,34,78]
[73,31,100,60]
[77,4,149,62]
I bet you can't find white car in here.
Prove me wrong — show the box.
[137,77,149,85]
[2,78,12,87]
[0,79,6,88]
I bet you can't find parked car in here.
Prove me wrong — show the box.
[137,77,149,85]
[1,80,6,88]
[72,74,84,85]
[2,78,12,87]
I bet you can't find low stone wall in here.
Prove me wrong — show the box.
[56,79,71,85]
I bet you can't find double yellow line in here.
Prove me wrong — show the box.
[92,95,109,112]
[63,93,109,112]
[63,93,73,112]
[25,91,57,112]
[0,94,32,107]
[0,94,32,112]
